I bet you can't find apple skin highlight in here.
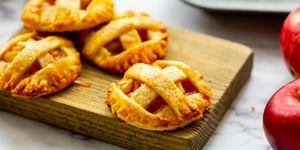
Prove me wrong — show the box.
[280,7,300,78]
[263,79,300,150]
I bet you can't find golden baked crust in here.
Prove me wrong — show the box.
[0,32,81,97]
[107,60,212,131]
[80,11,168,74]
[21,0,114,32]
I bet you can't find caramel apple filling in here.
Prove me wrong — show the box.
[146,96,167,114]
[181,79,198,94]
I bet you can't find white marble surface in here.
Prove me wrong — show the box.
[0,0,295,149]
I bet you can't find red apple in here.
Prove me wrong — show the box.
[280,7,300,78]
[263,78,300,150]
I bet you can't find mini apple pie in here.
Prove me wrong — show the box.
[21,0,114,32]
[0,32,81,97]
[107,60,212,131]
[80,11,168,73]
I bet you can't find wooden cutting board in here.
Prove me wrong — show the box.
[0,27,253,150]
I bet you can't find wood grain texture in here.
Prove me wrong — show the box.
[0,27,253,150]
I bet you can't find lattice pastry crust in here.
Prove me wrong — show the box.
[107,60,212,131]
[0,32,81,97]
[21,0,114,32]
[80,11,168,73]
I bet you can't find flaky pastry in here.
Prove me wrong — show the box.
[21,0,114,32]
[0,32,81,97]
[80,11,168,73]
[107,60,212,131]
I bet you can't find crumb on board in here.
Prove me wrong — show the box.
[251,106,256,112]
[206,79,212,83]
[74,78,91,87]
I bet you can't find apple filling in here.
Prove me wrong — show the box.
[36,0,55,11]
[146,96,167,114]
[118,77,199,114]
[80,0,92,10]
[119,79,141,95]
[23,60,41,77]
[1,44,24,63]
[180,79,198,95]
[145,79,198,114]
[44,0,55,5]
[41,0,92,9]
[103,28,149,57]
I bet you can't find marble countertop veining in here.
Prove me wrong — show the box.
[0,0,294,150]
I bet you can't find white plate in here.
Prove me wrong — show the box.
[182,0,300,13]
